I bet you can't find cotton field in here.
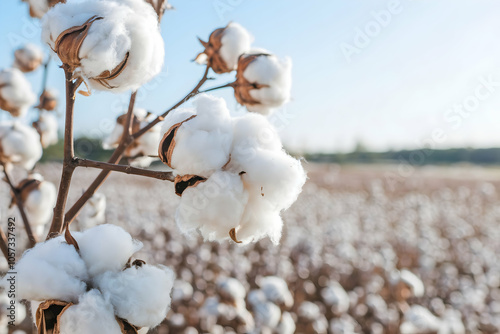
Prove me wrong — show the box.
[2,162,500,333]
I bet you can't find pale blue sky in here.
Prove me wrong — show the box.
[1,0,500,153]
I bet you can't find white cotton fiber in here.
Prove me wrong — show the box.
[259,276,294,308]
[95,264,175,328]
[0,121,42,170]
[161,95,233,177]
[58,289,123,334]
[231,112,282,153]
[42,0,164,92]
[219,23,253,71]
[36,111,59,148]
[239,53,292,115]
[176,170,248,242]
[14,44,44,73]
[0,68,36,118]
[75,224,143,277]
[3,236,88,302]
[23,176,57,237]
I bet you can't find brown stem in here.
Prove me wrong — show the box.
[64,66,210,225]
[63,92,137,226]
[75,158,174,181]
[1,166,37,247]
[0,229,8,261]
[46,68,79,239]
[199,82,234,93]
[39,59,50,96]
[133,64,210,139]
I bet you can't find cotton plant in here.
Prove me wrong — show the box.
[1,225,175,333]
[103,108,161,167]
[158,94,306,244]
[0,68,36,118]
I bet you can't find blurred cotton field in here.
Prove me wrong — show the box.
[2,162,500,333]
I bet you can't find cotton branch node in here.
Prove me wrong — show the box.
[42,0,164,93]
[195,22,253,74]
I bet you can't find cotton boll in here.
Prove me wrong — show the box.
[175,170,248,242]
[33,110,58,148]
[196,23,252,73]
[230,112,282,154]
[75,224,143,277]
[321,281,350,314]
[17,174,57,237]
[36,88,58,111]
[3,236,88,302]
[217,277,247,306]
[14,43,44,73]
[172,279,194,302]
[258,276,294,308]
[95,263,175,328]
[400,305,442,334]
[236,200,283,245]
[75,192,106,231]
[277,312,296,334]
[42,0,164,93]
[0,68,36,117]
[160,95,233,177]
[58,289,123,334]
[234,53,292,115]
[253,301,281,329]
[400,269,425,298]
[0,121,42,171]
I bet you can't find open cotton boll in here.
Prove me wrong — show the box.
[36,88,58,111]
[175,170,248,242]
[277,312,296,334]
[196,23,253,74]
[0,121,42,171]
[18,174,57,237]
[159,95,233,177]
[258,276,294,308]
[400,305,442,334]
[75,192,106,231]
[95,264,175,328]
[234,53,292,115]
[0,68,36,117]
[217,277,247,306]
[252,301,281,329]
[33,110,58,148]
[230,112,282,154]
[400,269,425,298]
[58,289,123,334]
[42,0,164,93]
[14,43,44,73]
[75,224,143,277]
[321,281,350,314]
[3,236,88,302]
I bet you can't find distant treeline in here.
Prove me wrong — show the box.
[305,148,500,165]
[41,137,110,162]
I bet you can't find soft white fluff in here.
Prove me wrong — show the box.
[75,192,106,230]
[0,121,42,170]
[0,68,36,118]
[219,23,253,71]
[36,110,58,148]
[240,53,292,115]
[22,174,57,237]
[2,236,88,302]
[162,95,233,177]
[95,264,175,328]
[58,289,123,334]
[42,0,164,93]
[75,224,143,277]
[176,170,248,242]
[258,276,294,308]
[14,43,44,71]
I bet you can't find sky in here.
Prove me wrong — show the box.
[1,0,500,153]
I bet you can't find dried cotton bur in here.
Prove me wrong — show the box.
[0,225,175,334]
[10,173,57,238]
[0,121,43,171]
[103,108,161,167]
[0,68,36,118]
[159,94,306,244]
[196,22,253,74]
[42,0,164,93]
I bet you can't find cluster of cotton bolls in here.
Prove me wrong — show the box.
[196,23,291,115]
[1,224,174,334]
[103,107,161,167]
[42,0,164,93]
[158,94,306,245]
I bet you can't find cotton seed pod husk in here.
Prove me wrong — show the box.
[174,174,207,196]
[14,49,43,73]
[233,53,270,107]
[158,115,197,168]
[196,26,230,74]
[52,15,130,90]
[36,90,57,111]
[116,317,140,334]
[36,300,72,334]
